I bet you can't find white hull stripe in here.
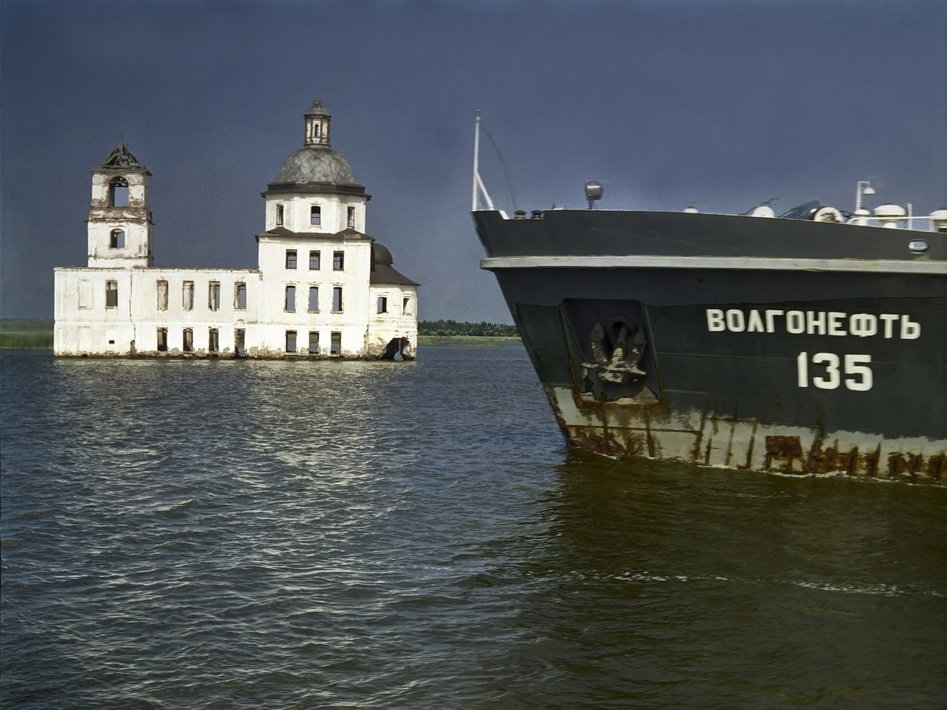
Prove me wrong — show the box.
[481,255,947,275]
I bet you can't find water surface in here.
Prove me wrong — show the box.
[2,347,944,708]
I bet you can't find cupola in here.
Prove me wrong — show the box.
[304,99,332,146]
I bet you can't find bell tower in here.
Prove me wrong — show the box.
[87,144,154,267]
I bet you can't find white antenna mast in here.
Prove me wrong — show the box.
[472,110,495,211]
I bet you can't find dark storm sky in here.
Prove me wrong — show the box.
[1,0,945,321]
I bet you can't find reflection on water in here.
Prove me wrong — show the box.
[2,348,945,708]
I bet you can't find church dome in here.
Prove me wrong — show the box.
[372,242,393,266]
[272,145,358,185]
[370,242,418,286]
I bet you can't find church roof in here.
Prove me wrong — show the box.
[272,145,359,185]
[371,242,419,286]
[95,143,150,174]
[370,263,418,286]
[255,226,373,241]
[304,99,331,118]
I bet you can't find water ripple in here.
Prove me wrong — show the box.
[2,347,945,708]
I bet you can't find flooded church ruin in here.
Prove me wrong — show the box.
[54,100,418,360]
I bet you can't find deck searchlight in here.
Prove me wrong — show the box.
[585,181,603,209]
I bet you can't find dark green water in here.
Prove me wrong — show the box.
[2,346,944,708]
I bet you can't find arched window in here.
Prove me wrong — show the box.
[109,229,126,248]
[108,177,129,207]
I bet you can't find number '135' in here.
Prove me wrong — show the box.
[796,352,873,391]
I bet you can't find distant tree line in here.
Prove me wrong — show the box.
[0,318,520,343]
[419,320,519,337]
[0,318,54,332]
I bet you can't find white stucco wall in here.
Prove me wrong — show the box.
[56,234,417,359]
[253,234,375,356]
[55,267,262,356]
[264,194,367,234]
[367,284,419,356]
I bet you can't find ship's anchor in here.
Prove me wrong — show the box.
[584,322,647,384]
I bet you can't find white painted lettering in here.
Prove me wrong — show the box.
[900,316,921,340]
[706,309,725,332]
[827,311,846,336]
[764,309,784,333]
[849,313,877,338]
[811,352,841,389]
[806,310,827,335]
[880,313,898,338]
[726,309,745,332]
[786,310,805,334]
[796,351,808,388]
[707,307,918,342]
[746,309,765,332]
[797,351,873,391]
[844,354,873,391]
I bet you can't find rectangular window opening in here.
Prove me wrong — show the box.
[182,328,193,352]
[276,203,284,226]
[332,286,343,313]
[309,250,321,270]
[208,282,221,311]
[109,178,129,207]
[330,331,342,355]
[112,186,128,206]
[157,327,168,352]
[110,230,126,248]
[308,331,320,354]
[286,330,297,353]
[235,328,246,355]
[105,280,118,308]
[347,206,356,229]
[183,281,194,311]
[286,249,298,269]
[235,282,247,310]
[285,285,296,312]
[208,328,219,353]
[156,280,168,311]
[333,250,344,271]
[377,296,388,314]
[403,296,411,315]
[310,205,321,226]
[78,280,92,309]
[308,286,319,313]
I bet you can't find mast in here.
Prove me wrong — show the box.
[471,110,495,211]
[472,110,480,211]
